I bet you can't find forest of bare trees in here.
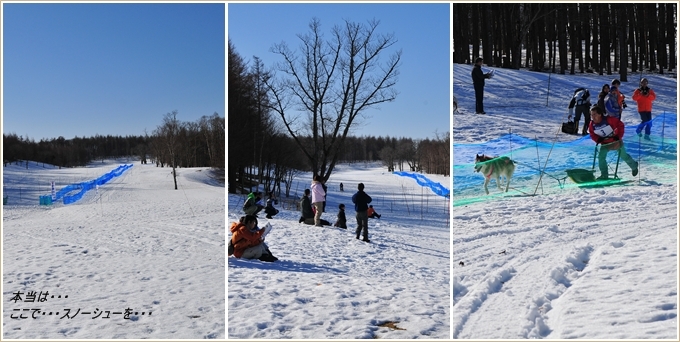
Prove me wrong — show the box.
[3,112,225,177]
[453,3,676,81]
[228,39,449,196]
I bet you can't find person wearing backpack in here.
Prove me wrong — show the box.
[568,87,592,135]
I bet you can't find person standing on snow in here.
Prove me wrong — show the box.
[310,175,326,227]
[597,84,610,111]
[589,106,638,180]
[352,182,373,243]
[631,78,657,141]
[568,87,592,135]
[471,57,492,114]
[604,86,623,119]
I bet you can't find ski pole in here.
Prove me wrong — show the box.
[613,146,621,179]
[591,144,598,171]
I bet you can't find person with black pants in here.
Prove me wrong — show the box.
[352,183,373,243]
[471,57,491,114]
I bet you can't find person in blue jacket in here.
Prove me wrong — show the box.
[604,86,623,119]
[351,183,373,243]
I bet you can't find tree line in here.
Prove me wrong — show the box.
[3,112,225,175]
[229,35,449,197]
[453,3,676,81]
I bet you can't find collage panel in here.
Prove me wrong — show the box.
[2,3,226,339]
[227,2,451,339]
[452,3,678,339]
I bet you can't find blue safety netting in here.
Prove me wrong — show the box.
[393,171,451,198]
[54,164,133,204]
[453,114,677,206]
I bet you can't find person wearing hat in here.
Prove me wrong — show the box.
[242,192,264,216]
[632,78,657,140]
[588,106,638,180]
[471,57,492,114]
[604,86,623,119]
[334,203,347,229]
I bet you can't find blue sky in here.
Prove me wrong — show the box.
[228,3,450,140]
[3,3,225,141]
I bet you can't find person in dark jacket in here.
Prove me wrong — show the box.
[597,84,610,111]
[589,106,638,180]
[352,183,373,242]
[243,192,264,216]
[471,57,492,114]
[568,87,592,135]
[299,189,314,224]
[264,192,279,219]
[334,204,347,229]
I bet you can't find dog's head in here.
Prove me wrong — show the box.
[474,154,484,172]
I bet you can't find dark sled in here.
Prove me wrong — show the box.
[566,168,633,188]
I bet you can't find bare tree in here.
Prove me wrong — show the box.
[155,110,181,190]
[267,18,401,182]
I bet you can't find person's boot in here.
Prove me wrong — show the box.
[362,237,371,243]
[644,134,651,141]
[573,120,579,134]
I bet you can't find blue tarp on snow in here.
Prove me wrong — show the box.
[393,171,450,198]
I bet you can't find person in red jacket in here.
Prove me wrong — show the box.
[631,78,657,140]
[229,215,277,262]
[589,106,639,180]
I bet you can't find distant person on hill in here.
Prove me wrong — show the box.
[589,106,638,180]
[568,87,592,135]
[311,175,326,227]
[352,182,373,243]
[339,183,344,192]
[229,215,278,262]
[632,78,657,141]
[604,86,623,119]
[299,189,315,224]
[597,84,610,111]
[242,192,264,216]
[334,204,347,229]
[471,57,492,114]
[367,205,382,219]
[264,192,279,219]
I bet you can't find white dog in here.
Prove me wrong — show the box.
[474,154,516,194]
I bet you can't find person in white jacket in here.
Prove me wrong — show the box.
[310,175,326,227]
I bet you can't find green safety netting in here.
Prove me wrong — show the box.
[453,114,677,206]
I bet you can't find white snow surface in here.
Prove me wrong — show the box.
[228,163,451,339]
[453,64,678,339]
[2,160,225,339]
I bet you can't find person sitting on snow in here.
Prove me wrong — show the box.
[299,189,315,224]
[264,192,279,219]
[588,106,638,180]
[334,204,347,229]
[242,192,264,216]
[367,205,382,219]
[229,215,278,262]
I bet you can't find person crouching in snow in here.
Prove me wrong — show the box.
[334,204,347,229]
[589,106,638,180]
[264,192,279,219]
[367,205,381,219]
[229,215,278,262]
[242,192,264,216]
